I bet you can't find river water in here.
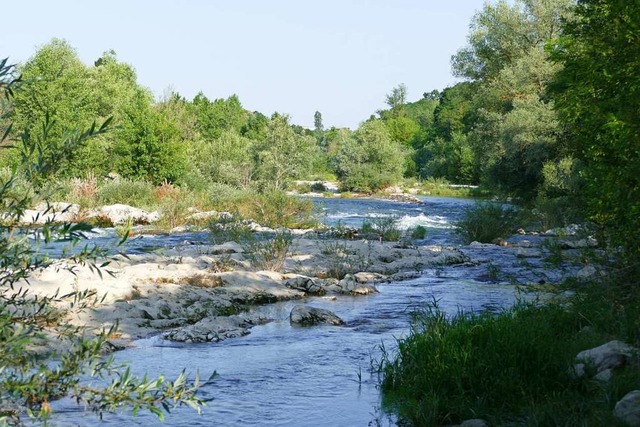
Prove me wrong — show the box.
[50,196,523,426]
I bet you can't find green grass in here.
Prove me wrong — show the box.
[455,202,519,244]
[361,216,402,242]
[376,281,640,426]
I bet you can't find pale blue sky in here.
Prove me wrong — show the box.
[2,1,484,129]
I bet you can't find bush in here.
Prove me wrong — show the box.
[98,178,155,208]
[208,214,253,244]
[410,225,427,239]
[361,216,402,242]
[378,281,640,426]
[209,186,316,229]
[243,230,293,271]
[319,239,372,279]
[454,202,519,243]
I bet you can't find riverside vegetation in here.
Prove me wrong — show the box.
[2,0,640,425]
[375,0,640,425]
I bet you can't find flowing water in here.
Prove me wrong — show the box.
[49,196,523,426]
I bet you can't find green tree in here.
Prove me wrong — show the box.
[190,130,255,188]
[191,93,249,141]
[254,114,314,190]
[446,0,573,197]
[0,59,207,424]
[551,0,640,258]
[385,83,408,112]
[313,110,326,149]
[333,120,404,192]
[114,89,188,183]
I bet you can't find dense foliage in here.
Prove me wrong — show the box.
[0,62,208,424]
[551,0,640,263]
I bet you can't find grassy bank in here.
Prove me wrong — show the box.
[377,280,640,426]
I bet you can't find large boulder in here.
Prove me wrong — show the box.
[20,202,80,225]
[289,305,344,326]
[573,340,637,380]
[614,390,640,426]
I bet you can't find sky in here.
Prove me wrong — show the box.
[2,1,485,129]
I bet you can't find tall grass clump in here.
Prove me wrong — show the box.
[98,179,156,208]
[378,302,587,425]
[243,230,293,271]
[454,202,519,243]
[209,185,316,229]
[67,173,99,208]
[361,216,402,242]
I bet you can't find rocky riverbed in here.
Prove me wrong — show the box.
[23,224,599,352]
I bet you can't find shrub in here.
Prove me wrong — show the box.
[98,178,155,208]
[68,173,99,208]
[208,214,253,244]
[454,202,519,244]
[361,216,402,242]
[209,186,316,229]
[243,230,293,271]
[319,239,372,279]
[310,181,327,192]
[410,225,427,239]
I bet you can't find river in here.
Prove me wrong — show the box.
[50,196,523,426]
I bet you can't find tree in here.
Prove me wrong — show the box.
[385,83,408,111]
[114,89,188,184]
[254,114,314,190]
[313,111,323,133]
[190,130,255,188]
[445,0,574,197]
[191,93,249,141]
[451,0,573,81]
[551,0,640,258]
[332,120,405,192]
[0,59,207,424]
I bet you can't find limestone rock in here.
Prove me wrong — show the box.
[576,265,598,282]
[574,340,637,377]
[210,242,244,254]
[516,248,540,258]
[88,204,159,225]
[558,237,598,249]
[162,315,262,343]
[20,202,80,225]
[353,271,387,283]
[337,274,377,295]
[289,305,344,326]
[594,368,613,382]
[614,390,640,426]
[283,275,325,295]
[390,271,422,281]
